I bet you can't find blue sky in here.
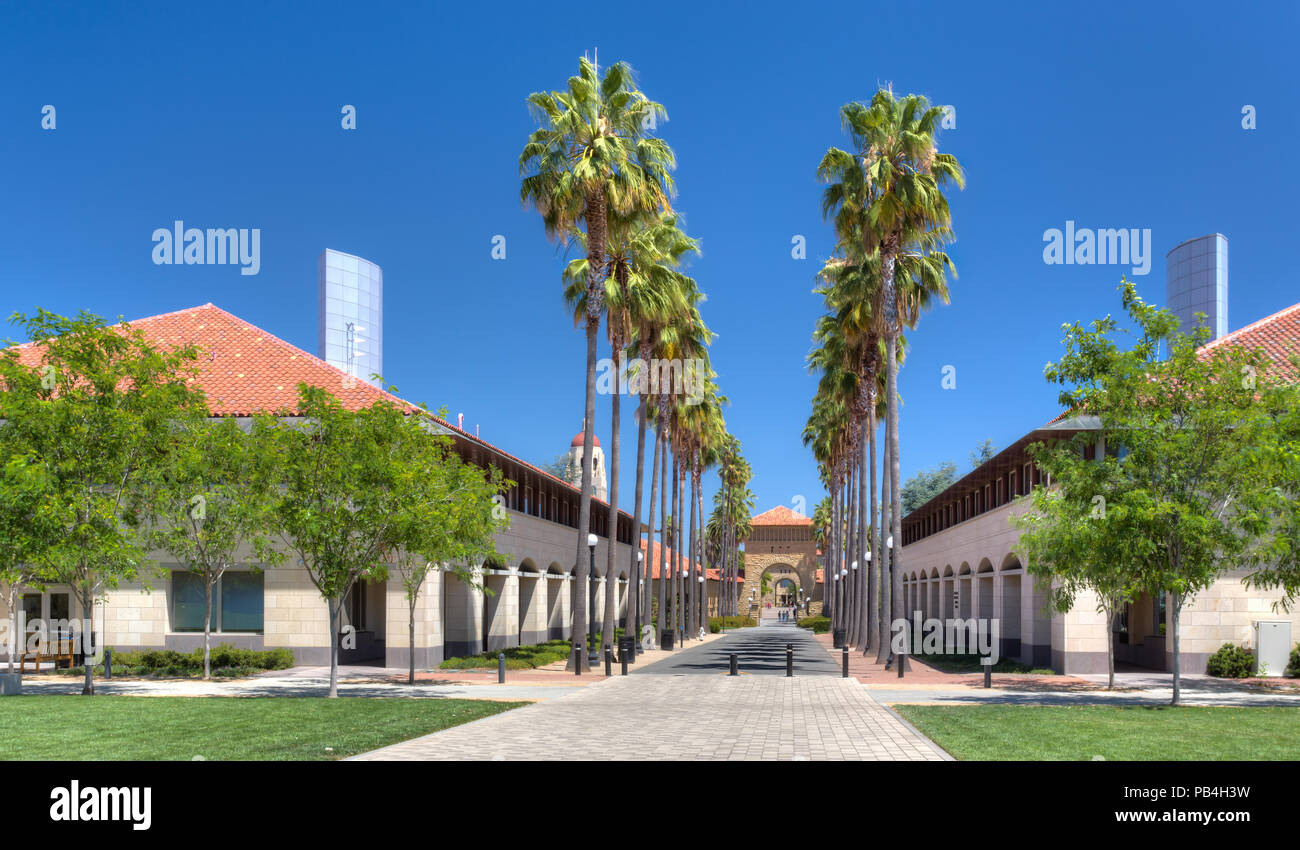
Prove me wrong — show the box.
[2,1,1297,521]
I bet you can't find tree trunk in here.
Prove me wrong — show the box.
[864,408,877,656]
[628,388,649,641]
[603,342,621,652]
[203,577,214,680]
[670,451,679,642]
[876,422,892,664]
[1171,592,1182,706]
[80,581,94,696]
[569,191,606,672]
[409,595,418,686]
[847,463,858,645]
[570,314,600,671]
[647,418,661,645]
[1105,604,1119,690]
[328,599,340,698]
[7,587,17,674]
[688,460,699,637]
[857,420,870,652]
[887,332,906,671]
[658,428,668,644]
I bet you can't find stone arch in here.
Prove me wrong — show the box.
[751,561,814,611]
[482,558,515,651]
[517,559,546,646]
[975,557,995,620]
[545,562,567,640]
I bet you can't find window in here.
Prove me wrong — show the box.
[221,572,264,632]
[171,570,264,633]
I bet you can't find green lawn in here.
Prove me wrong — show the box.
[0,695,525,760]
[895,704,1300,760]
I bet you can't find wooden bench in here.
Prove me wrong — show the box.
[19,638,76,672]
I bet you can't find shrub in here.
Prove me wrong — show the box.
[708,616,755,633]
[1287,644,1300,678]
[1205,643,1255,678]
[798,616,831,634]
[99,644,295,675]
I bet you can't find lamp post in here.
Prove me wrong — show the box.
[587,533,598,666]
[697,574,705,638]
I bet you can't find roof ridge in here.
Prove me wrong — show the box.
[1200,300,1300,354]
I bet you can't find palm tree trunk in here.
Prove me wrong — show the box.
[603,342,621,653]
[847,462,858,645]
[856,423,870,651]
[657,428,669,644]
[876,421,892,664]
[863,408,877,655]
[628,380,650,643]
[571,314,600,671]
[687,460,698,638]
[676,457,686,642]
[569,192,606,672]
[886,332,906,671]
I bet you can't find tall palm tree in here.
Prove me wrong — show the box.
[818,87,962,660]
[520,56,675,668]
[564,212,697,651]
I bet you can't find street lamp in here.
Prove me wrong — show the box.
[697,574,705,638]
[587,533,598,665]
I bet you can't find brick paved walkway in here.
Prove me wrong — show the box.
[349,673,950,761]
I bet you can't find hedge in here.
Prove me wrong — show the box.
[798,616,831,634]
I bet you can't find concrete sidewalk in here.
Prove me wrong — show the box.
[350,674,950,761]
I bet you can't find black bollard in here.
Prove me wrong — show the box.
[498,652,505,684]
[842,645,849,678]
[729,653,738,676]
[621,649,628,676]
[104,648,112,680]
[573,645,581,676]
[897,650,905,679]
[604,646,613,677]
[983,657,993,688]
[786,643,794,678]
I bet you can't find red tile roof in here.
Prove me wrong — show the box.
[750,505,812,526]
[1042,299,1300,426]
[12,303,409,416]
[639,538,715,580]
[7,303,632,515]
[1199,300,1300,382]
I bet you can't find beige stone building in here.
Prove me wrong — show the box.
[741,506,824,616]
[2,304,708,670]
[899,299,1300,674]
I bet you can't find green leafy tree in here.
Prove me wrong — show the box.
[901,460,957,515]
[273,384,454,697]
[1034,280,1283,704]
[386,412,509,685]
[0,446,54,672]
[0,309,204,694]
[1014,432,1141,689]
[970,439,997,468]
[130,414,285,679]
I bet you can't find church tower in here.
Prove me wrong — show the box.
[564,422,607,502]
